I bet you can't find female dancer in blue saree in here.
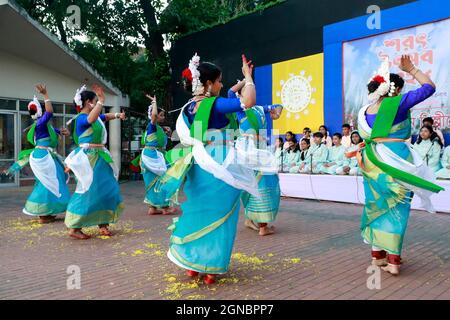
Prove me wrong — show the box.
[354,56,443,275]
[161,54,258,284]
[64,85,126,240]
[6,84,70,224]
[228,80,283,236]
[139,94,176,215]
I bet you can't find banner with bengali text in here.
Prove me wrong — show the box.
[343,18,450,136]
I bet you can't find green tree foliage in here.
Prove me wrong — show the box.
[15,0,282,113]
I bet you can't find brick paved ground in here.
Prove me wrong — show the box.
[0,181,449,300]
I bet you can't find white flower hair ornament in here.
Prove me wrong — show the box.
[147,105,152,120]
[147,101,157,120]
[73,84,87,112]
[189,53,204,96]
[367,58,396,101]
[28,95,42,120]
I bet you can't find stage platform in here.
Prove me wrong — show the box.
[279,173,450,214]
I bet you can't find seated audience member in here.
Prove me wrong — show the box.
[337,130,363,176]
[423,117,445,147]
[298,132,328,174]
[283,131,297,150]
[341,124,352,148]
[274,137,284,171]
[413,125,442,172]
[349,130,363,146]
[289,138,310,173]
[300,127,314,145]
[318,133,346,175]
[436,146,450,179]
[283,140,300,172]
[319,125,332,147]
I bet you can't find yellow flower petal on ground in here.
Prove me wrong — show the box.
[162,280,200,300]
[153,250,164,256]
[218,277,240,284]
[131,249,144,256]
[286,258,301,264]
[187,294,205,300]
[232,252,266,265]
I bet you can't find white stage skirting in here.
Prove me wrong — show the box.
[279,173,450,213]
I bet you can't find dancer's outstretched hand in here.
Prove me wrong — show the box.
[60,128,70,136]
[242,54,254,78]
[92,84,105,103]
[118,112,126,120]
[35,84,47,96]
[145,94,156,103]
[399,55,415,73]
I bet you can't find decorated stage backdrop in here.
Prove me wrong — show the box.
[255,54,324,135]
[324,0,450,143]
[343,17,450,135]
[256,0,450,142]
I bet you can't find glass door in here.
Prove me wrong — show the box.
[0,112,17,186]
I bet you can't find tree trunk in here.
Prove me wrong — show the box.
[44,0,68,45]
[139,0,172,112]
[56,18,68,45]
[139,0,165,60]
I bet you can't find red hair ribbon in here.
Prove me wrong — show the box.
[372,75,386,84]
[182,68,193,82]
[28,103,37,112]
[75,105,81,113]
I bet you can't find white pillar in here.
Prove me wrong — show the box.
[109,106,121,173]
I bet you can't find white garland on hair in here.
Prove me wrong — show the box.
[148,100,157,120]
[189,53,204,96]
[28,95,42,120]
[74,84,87,109]
[147,105,153,120]
[367,58,396,102]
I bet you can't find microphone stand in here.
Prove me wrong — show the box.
[309,143,320,174]
[425,141,435,166]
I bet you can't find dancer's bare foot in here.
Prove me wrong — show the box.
[245,219,259,231]
[161,207,177,215]
[69,229,91,240]
[38,215,56,224]
[147,206,162,215]
[186,270,199,278]
[203,274,216,285]
[381,264,400,275]
[259,226,275,236]
[372,258,388,267]
[98,224,112,237]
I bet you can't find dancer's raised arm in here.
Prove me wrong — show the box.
[229,79,246,98]
[239,55,256,108]
[36,84,53,114]
[399,55,435,88]
[87,84,105,124]
[146,94,158,124]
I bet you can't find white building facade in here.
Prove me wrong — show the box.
[0,0,129,187]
